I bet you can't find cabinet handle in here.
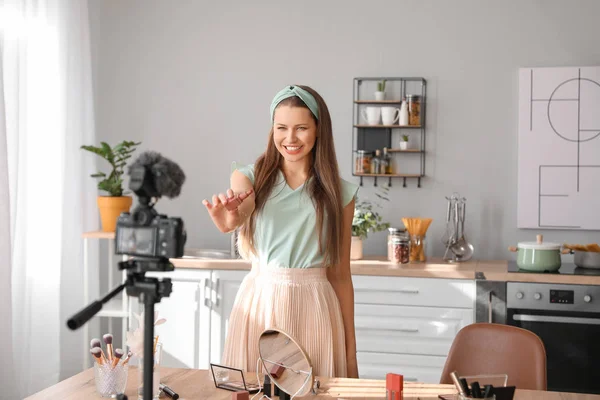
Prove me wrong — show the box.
[398,328,419,333]
[212,278,220,308]
[203,279,212,308]
[399,289,419,294]
[488,291,494,323]
[405,377,418,382]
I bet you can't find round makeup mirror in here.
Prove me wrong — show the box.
[258,328,314,397]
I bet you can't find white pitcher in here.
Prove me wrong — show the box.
[381,107,401,125]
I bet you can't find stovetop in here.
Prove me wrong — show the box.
[507,262,600,276]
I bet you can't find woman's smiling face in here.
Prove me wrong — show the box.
[273,105,317,165]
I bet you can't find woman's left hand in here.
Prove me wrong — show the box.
[346,352,359,378]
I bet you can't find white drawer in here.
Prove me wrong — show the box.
[352,276,475,309]
[357,351,445,383]
[354,304,473,356]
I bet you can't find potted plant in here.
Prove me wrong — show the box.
[351,198,390,260]
[81,140,141,232]
[400,134,409,150]
[374,80,386,101]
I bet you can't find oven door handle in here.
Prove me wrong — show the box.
[513,314,600,325]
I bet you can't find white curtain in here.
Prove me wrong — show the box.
[0,0,98,397]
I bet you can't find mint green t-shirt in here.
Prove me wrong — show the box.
[234,163,359,269]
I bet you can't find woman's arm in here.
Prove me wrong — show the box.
[228,170,256,230]
[327,198,359,378]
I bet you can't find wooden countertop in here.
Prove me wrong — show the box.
[81,230,600,285]
[170,256,600,285]
[25,367,600,400]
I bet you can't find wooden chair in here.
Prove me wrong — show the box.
[440,323,547,391]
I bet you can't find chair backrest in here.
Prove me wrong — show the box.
[439,323,547,391]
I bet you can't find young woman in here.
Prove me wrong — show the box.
[203,85,359,378]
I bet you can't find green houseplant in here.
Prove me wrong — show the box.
[400,134,409,150]
[375,79,386,101]
[351,197,390,260]
[81,140,141,232]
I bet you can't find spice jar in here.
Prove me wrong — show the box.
[391,237,402,264]
[406,95,421,126]
[387,228,405,261]
[355,150,372,174]
[399,237,410,264]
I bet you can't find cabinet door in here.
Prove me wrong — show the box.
[355,304,473,357]
[208,270,249,364]
[357,351,446,383]
[142,270,212,369]
[352,275,475,309]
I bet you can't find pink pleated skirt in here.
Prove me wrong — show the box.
[221,263,348,378]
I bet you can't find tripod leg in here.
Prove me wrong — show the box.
[143,298,155,400]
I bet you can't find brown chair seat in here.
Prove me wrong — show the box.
[440,323,547,391]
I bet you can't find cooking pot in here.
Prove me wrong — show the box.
[570,250,600,269]
[508,234,568,272]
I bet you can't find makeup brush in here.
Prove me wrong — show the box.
[112,348,124,368]
[91,347,104,365]
[122,351,133,366]
[91,338,108,364]
[103,334,114,362]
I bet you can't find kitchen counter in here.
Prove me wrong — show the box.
[82,231,600,285]
[25,367,600,400]
[171,256,600,285]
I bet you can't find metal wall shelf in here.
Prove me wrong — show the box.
[352,77,427,188]
[354,124,422,129]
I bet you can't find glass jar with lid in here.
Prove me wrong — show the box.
[406,94,422,126]
[355,150,372,174]
[387,227,406,261]
[390,236,410,264]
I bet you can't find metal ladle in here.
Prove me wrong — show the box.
[450,200,474,261]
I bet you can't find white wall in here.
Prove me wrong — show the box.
[88,0,600,261]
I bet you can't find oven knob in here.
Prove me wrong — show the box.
[584,295,592,303]
[534,293,541,300]
[516,292,524,299]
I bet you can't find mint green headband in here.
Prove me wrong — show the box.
[270,85,319,122]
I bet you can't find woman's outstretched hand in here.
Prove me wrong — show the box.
[203,188,254,232]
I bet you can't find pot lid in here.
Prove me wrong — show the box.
[518,242,561,250]
[518,234,561,250]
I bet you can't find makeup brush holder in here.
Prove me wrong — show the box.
[93,363,129,397]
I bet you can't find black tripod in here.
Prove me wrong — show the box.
[67,257,174,400]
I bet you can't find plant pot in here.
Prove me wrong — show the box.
[508,234,565,272]
[399,141,408,150]
[374,91,385,101]
[97,196,133,232]
[351,236,363,260]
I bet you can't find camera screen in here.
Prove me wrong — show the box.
[116,226,156,256]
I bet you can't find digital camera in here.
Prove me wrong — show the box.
[115,211,185,259]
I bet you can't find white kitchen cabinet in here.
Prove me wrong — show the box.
[352,275,475,383]
[142,269,212,369]
[142,268,248,370]
[209,270,248,364]
[140,270,474,384]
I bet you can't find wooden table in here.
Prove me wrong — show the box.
[25,367,600,400]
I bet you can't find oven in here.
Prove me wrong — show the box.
[507,282,600,394]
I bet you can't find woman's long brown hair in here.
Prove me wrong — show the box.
[239,85,344,267]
